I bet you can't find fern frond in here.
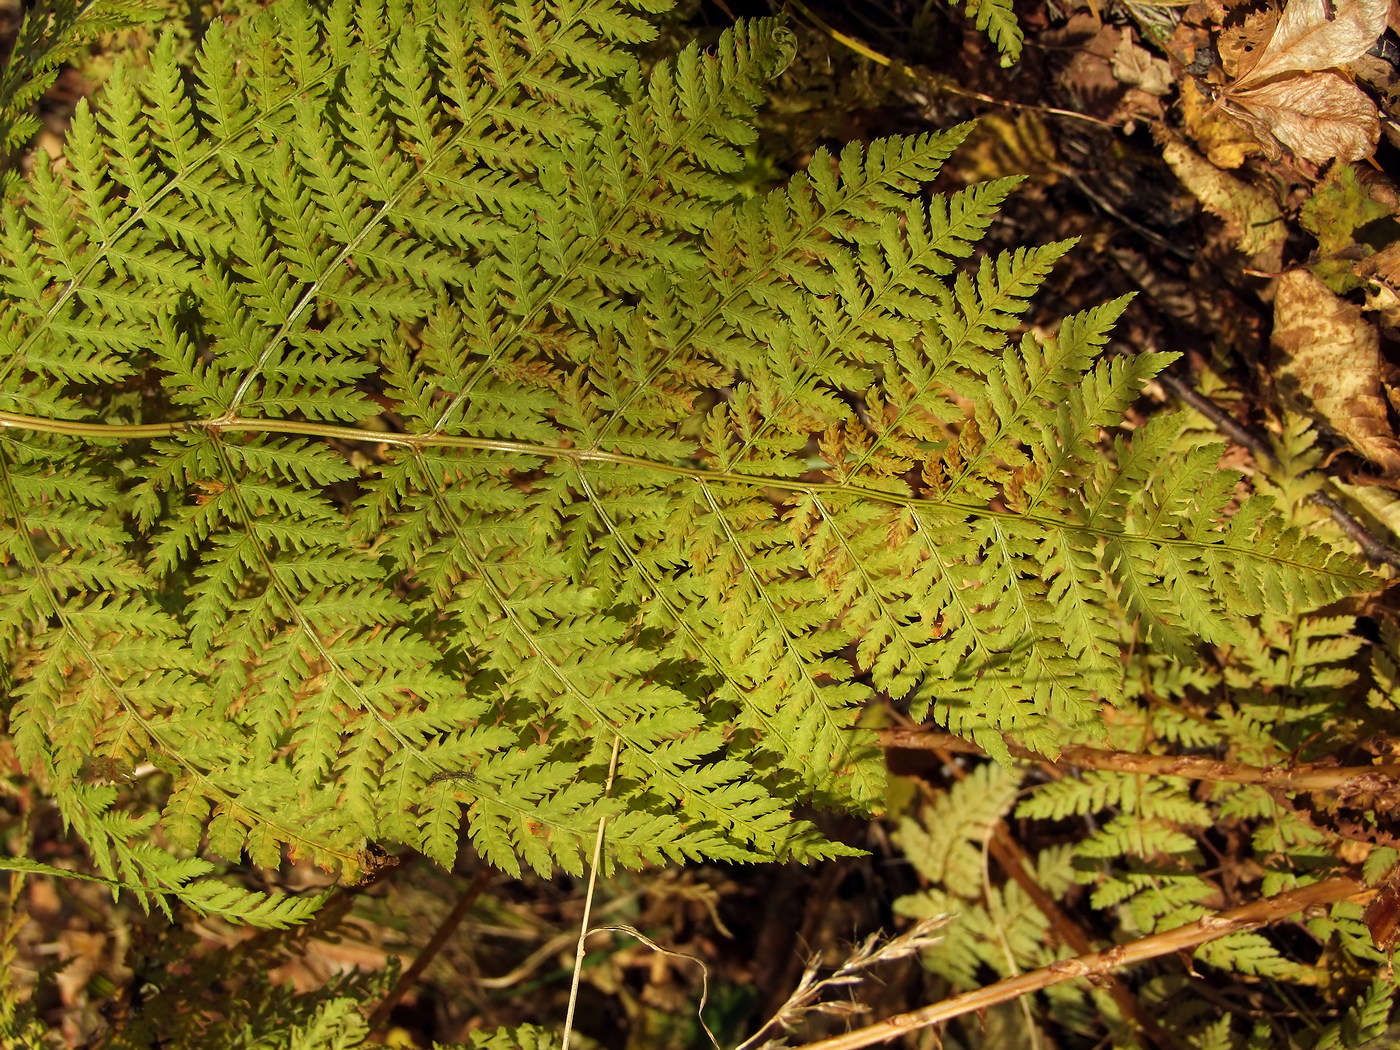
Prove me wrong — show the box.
[0,0,158,192]
[0,0,1370,903]
[464,1024,561,1050]
[959,0,1023,65]
[1310,981,1396,1050]
[894,762,1021,895]
[284,996,370,1050]
[0,841,321,929]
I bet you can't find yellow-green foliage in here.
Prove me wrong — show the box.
[893,421,1395,1048]
[0,0,1366,929]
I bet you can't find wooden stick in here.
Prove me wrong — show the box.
[787,877,1372,1050]
[878,729,1400,793]
[925,742,1180,1050]
[367,868,492,1032]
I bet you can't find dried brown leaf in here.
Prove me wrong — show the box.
[1363,282,1400,328]
[1219,7,1281,80]
[1357,241,1400,326]
[1273,268,1400,475]
[1358,240,1400,286]
[1160,134,1285,255]
[1111,29,1173,95]
[1363,861,1400,951]
[1181,77,1261,168]
[1227,70,1381,162]
[1235,0,1390,89]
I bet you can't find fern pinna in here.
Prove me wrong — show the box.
[0,0,1366,919]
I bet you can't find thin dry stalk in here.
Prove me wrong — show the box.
[561,735,622,1050]
[738,916,951,1050]
[879,729,1400,793]
[786,876,1373,1050]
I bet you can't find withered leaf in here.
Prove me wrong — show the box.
[1234,0,1390,90]
[1218,7,1281,80]
[1273,268,1400,476]
[1226,71,1381,163]
[1111,29,1173,96]
[1356,241,1400,326]
[1217,0,1387,162]
[1363,860,1400,951]
[1180,77,1260,168]
[1357,241,1400,287]
[1160,135,1284,255]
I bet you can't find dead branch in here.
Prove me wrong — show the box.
[878,729,1400,793]
[368,869,492,1032]
[924,741,1180,1050]
[786,876,1372,1050]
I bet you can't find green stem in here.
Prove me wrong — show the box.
[0,410,1367,582]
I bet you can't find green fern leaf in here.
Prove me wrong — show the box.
[0,0,1371,913]
[959,0,1023,64]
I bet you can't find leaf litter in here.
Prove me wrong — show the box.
[1218,0,1390,162]
[1273,268,1400,477]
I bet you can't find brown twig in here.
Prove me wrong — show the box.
[929,746,1180,1050]
[367,868,492,1032]
[994,830,1180,1048]
[1154,371,1400,570]
[1063,171,1193,261]
[786,876,1373,1050]
[879,729,1400,793]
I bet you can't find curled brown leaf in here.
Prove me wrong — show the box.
[1225,71,1381,163]
[1233,0,1390,89]
[1217,0,1388,162]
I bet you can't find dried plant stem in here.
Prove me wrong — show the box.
[738,916,952,1050]
[880,729,1400,793]
[0,409,1235,525]
[927,752,1180,1050]
[788,876,1372,1050]
[561,735,622,1050]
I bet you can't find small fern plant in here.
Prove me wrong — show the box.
[892,417,1395,1049]
[0,0,1367,923]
